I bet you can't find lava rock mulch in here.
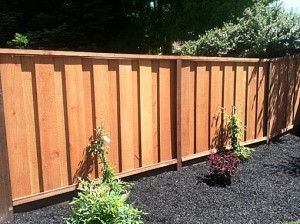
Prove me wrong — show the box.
[8,134,300,224]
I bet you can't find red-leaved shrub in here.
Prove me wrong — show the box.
[209,151,241,182]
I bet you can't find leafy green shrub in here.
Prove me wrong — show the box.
[7,33,29,49]
[227,107,254,160]
[66,125,145,224]
[285,221,300,224]
[181,1,300,58]
[66,179,143,224]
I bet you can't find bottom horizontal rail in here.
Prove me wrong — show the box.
[12,159,177,206]
[11,134,281,206]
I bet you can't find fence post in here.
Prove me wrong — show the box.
[0,73,13,223]
[266,60,272,143]
[176,59,182,171]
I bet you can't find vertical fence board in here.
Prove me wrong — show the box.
[36,57,65,190]
[159,60,173,161]
[256,63,267,138]
[277,59,288,133]
[93,59,111,176]
[1,56,32,198]
[235,63,247,141]
[286,57,295,127]
[223,62,235,145]
[108,60,121,172]
[189,62,195,154]
[268,61,279,138]
[210,62,223,149]
[0,56,13,223]
[64,57,86,183]
[196,62,210,152]
[93,59,110,128]
[180,61,189,156]
[181,61,195,156]
[246,64,258,141]
[81,58,96,178]
[176,59,182,170]
[119,60,135,171]
[139,60,154,166]
[53,58,69,186]
[293,56,300,125]
[170,61,177,159]
[131,60,140,168]
[151,61,159,163]
[20,57,41,193]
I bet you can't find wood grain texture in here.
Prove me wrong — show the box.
[246,64,258,141]
[0,48,270,62]
[196,62,210,152]
[159,60,173,161]
[64,57,87,183]
[151,61,159,164]
[268,61,279,138]
[294,56,300,125]
[176,59,182,171]
[131,60,140,168]
[170,61,177,159]
[223,62,235,145]
[139,60,154,166]
[35,56,65,190]
[256,63,267,138]
[81,58,96,178]
[119,60,135,171]
[0,55,32,198]
[108,60,121,172]
[20,57,41,193]
[210,62,223,149]
[277,59,288,133]
[235,63,247,141]
[180,61,195,156]
[1,53,299,207]
[286,58,295,127]
[93,59,111,176]
[0,56,13,223]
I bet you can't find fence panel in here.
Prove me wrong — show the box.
[0,49,299,212]
[0,53,178,206]
[268,56,300,138]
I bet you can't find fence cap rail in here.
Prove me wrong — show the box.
[270,54,300,62]
[0,48,270,62]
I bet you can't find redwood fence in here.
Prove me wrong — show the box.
[0,49,299,222]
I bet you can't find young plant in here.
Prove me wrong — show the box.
[66,178,143,224]
[66,124,145,224]
[90,125,115,183]
[209,151,241,183]
[227,106,254,160]
[7,33,29,49]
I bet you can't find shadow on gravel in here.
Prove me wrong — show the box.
[197,175,231,188]
[292,129,300,137]
[264,156,300,177]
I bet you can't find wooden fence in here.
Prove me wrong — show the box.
[0,49,299,222]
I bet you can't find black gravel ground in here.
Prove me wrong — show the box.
[7,134,300,224]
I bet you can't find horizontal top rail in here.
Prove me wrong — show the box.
[0,48,270,62]
[270,54,300,62]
